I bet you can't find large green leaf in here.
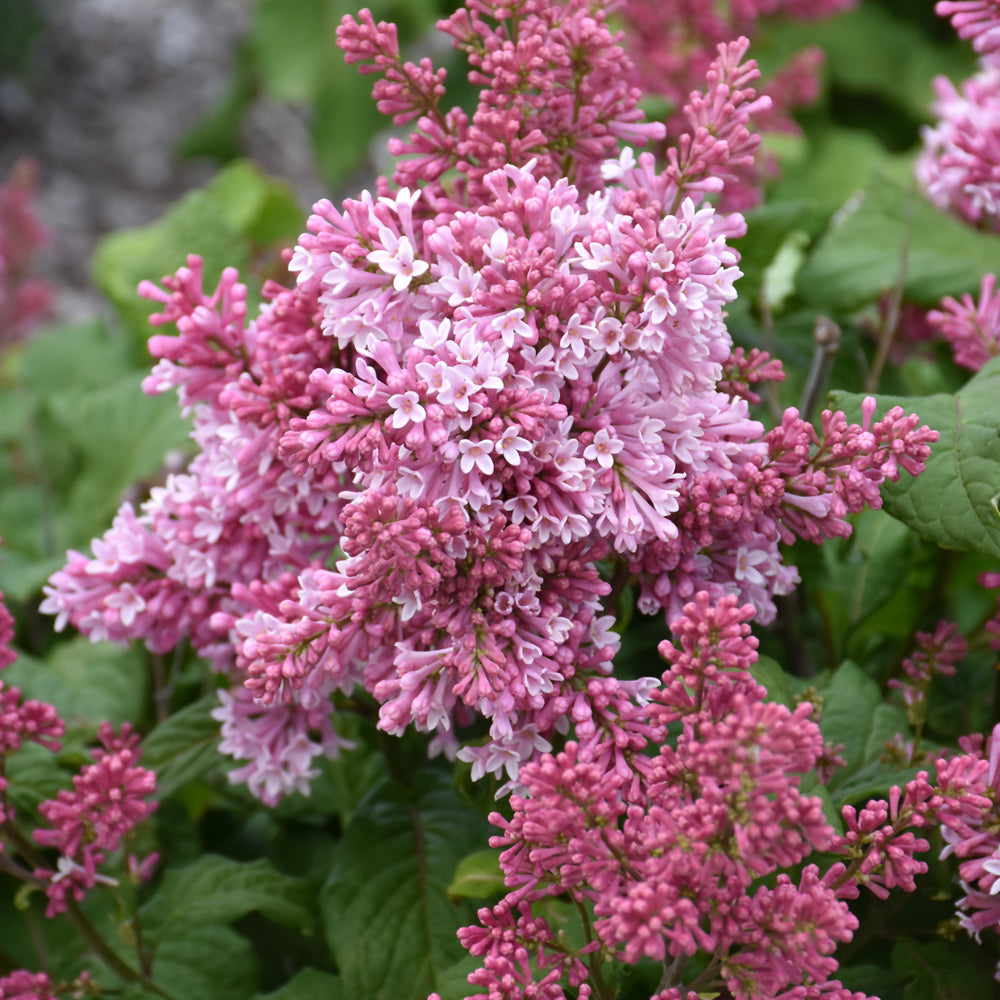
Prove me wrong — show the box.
[818,661,915,806]
[821,508,921,638]
[255,969,343,1000]
[149,924,259,1000]
[0,320,180,601]
[140,855,314,934]
[797,171,1000,310]
[446,848,504,901]
[817,660,882,777]
[93,160,302,342]
[140,693,222,799]
[48,373,192,519]
[892,936,997,1000]
[4,740,69,814]
[321,769,490,1000]
[832,358,1000,560]
[3,639,148,730]
[757,3,973,120]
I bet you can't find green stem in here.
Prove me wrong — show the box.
[800,316,841,423]
[685,953,722,993]
[572,896,612,1000]
[864,183,915,393]
[656,951,687,992]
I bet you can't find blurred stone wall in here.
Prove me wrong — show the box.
[0,0,321,322]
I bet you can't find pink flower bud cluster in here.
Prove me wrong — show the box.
[41,0,934,803]
[0,159,51,347]
[933,722,1000,974]
[927,271,1000,370]
[32,722,159,917]
[762,398,937,545]
[916,2,1000,231]
[0,681,64,758]
[337,1,667,211]
[454,594,943,1000]
[0,971,58,1000]
[619,0,857,208]
[888,620,966,726]
[0,584,157,994]
[939,1,1000,61]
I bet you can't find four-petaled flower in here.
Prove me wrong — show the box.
[367,227,429,290]
[388,390,427,428]
[459,438,495,475]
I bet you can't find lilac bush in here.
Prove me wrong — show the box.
[5,0,1000,997]
[41,4,934,806]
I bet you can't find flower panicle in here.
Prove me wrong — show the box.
[453,594,914,998]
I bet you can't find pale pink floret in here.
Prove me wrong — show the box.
[927,272,1000,370]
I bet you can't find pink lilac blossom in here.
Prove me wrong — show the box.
[917,3,1000,230]
[42,0,934,802]
[888,620,966,728]
[932,722,1000,979]
[619,0,857,208]
[32,723,158,917]
[938,1,1000,62]
[0,971,58,1000]
[452,595,943,1000]
[0,681,64,755]
[927,271,1000,370]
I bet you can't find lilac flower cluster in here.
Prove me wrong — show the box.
[619,0,858,208]
[934,723,1000,975]
[0,581,158,997]
[0,971,58,1000]
[41,0,935,802]
[32,722,158,918]
[917,1,1000,231]
[443,594,948,1000]
[927,271,1000,369]
[888,620,966,732]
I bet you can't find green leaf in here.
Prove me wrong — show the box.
[825,508,920,628]
[766,127,890,232]
[749,654,799,708]
[251,0,340,102]
[447,848,504,900]
[3,638,148,730]
[93,160,302,342]
[12,318,133,394]
[761,229,810,314]
[321,769,490,1000]
[892,936,997,1000]
[818,663,916,806]
[309,66,389,190]
[140,693,222,799]
[816,660,881,777]
[5,741,69,814]
[48,372,192,520]
[775,3,972,119]
[151,924,259,1000]
[254,969,343,1000]
[177,44,258,163]
[797,171,1000,310]
[831,357,1000,559]
[141,855,314,934]
[0,0,45,75]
